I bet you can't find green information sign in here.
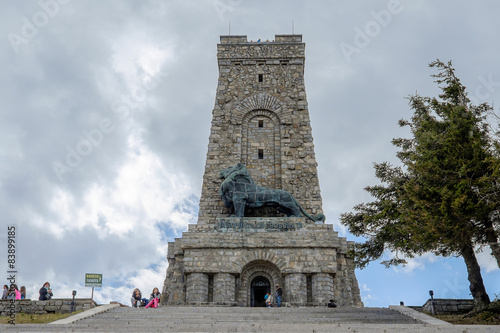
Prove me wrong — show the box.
[85,273,102,287]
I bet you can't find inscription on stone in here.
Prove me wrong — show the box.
[216,219,303,231]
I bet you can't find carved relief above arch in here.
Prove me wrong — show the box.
[234,250,287,272]
[233,93,291,125]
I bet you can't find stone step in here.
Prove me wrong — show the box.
[2,306,499,333]
[4,322,500,333]
[80,306,418,323]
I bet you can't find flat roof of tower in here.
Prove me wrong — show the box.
[220,34,302,44]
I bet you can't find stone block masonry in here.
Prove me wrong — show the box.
[421,299,474,315]
[198,34,322,225]
[0,298,96,315]
[163,218,362,307]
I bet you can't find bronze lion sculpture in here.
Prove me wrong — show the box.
[220,163,325,223]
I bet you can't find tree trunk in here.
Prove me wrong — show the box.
[460,244,490,310]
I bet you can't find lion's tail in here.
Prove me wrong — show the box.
[294,198,326,223]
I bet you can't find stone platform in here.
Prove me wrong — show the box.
[163,220,362,307]
[2,305,500,332]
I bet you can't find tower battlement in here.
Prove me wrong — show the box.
[218,34,305,61]
[220,34,302,44]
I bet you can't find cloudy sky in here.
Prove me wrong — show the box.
[1,0,499,307]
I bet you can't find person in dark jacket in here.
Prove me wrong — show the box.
[131,288,142,307]
[275,285,283,307]
[39,282,53,300]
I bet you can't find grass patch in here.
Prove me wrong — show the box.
[433,300,500,325]
[0,310,84,324]
[434,313,500,325]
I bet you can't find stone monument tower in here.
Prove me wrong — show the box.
[161,34,362,307]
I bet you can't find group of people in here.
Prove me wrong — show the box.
[131,287,161,308]
[4,281,335,309]
[263,285,337,308]
[1,284,26,300]
[264,285,283,308]
[1,282,53,301]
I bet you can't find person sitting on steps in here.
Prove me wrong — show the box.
[144,287,161,309]
[131,288,142,308]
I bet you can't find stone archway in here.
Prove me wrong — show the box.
[250,276,270,307]
[239,260,283,306]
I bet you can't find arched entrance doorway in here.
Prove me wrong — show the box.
[250,277,270,307]
[239,259,283,306]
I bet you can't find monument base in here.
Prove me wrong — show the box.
[161,218,363,307]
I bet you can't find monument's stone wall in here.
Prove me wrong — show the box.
[161,34,363,308]
[421,299,475,314]
[0,298,95,316]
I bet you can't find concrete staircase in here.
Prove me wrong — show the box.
[2,305,500,332]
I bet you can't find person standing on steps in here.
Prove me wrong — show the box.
[2,285,8,299]
[275,285,283,307]
[7,284,21,299]
[265,291,273,308]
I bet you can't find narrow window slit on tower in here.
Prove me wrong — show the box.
[306,275,313,303]
[258,149,264,159]
[258,74,263,82]
[207,274,214,302]
[258,120,264,127]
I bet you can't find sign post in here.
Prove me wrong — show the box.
[85,273,102,307]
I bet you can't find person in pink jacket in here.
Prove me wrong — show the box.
[7,284,21,299]
[144,287,161,308]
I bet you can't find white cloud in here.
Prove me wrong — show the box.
[45,131,195,238]
[111,31,175,92]
[386,252,439,275]
[361,283,375,305]
[476,247,500,273]
[4,129,196,305]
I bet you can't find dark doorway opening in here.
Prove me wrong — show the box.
[251,277,270,307]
